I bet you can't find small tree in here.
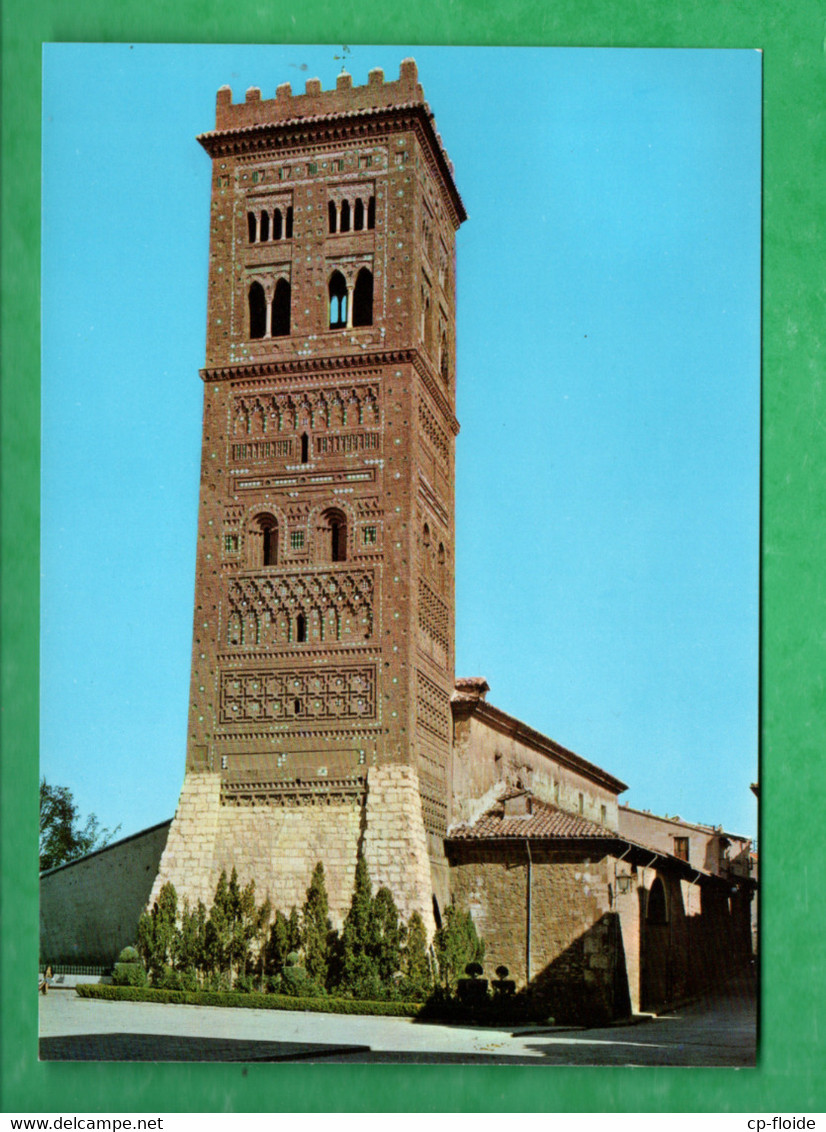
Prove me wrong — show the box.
[178,899,208,985]
[302,863,334,988]
[434,905,485,991]
[371,887,405,984]
[204,868,271,987]
[402,911,433,999]
[264,907,302,980]
[204,870,233,978]
[137,882,179,984]
[339,853,380,997]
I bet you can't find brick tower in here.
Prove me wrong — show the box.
[150,60,465,927]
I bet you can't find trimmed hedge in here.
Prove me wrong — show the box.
[75,983,423,1018]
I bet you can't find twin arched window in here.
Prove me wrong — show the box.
[328,268,373,330]
[248,280,291,340]
[248,270,373,339]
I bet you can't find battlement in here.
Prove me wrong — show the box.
[202,58,461,200]
[215,58,423,132]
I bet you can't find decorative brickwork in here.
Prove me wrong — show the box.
[416,669,452,741]
[157,60,462,929]
[223,569,374,647]
[219,665,376,723]
[418,578,450,652]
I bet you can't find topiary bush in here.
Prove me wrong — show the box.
[112,946,147,988]
[492,964,516,998]
[457,961,489,1006]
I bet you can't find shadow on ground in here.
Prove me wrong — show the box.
[40,1034,370,1062]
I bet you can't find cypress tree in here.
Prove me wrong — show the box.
[371,887,405,984]
[340,852,379,996]
[137,881,179,983]
[403,910,432,998]
[434,905,485,990]
[302,862,333,987]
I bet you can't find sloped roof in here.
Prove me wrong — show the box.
[448,790,614,842]
[445,791,755,891]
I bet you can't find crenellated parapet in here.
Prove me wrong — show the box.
[198,58,466,229]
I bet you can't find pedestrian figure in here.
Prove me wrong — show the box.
[39,964,53,995]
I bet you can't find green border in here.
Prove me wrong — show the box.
[3,0,824,1114]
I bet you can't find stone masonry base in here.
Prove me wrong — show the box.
[148,765,435,935]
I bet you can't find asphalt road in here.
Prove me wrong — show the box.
[39,977,756,1066]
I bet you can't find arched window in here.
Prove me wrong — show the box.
[421,292,430,344]
[323,508,348,563]
[438,542,445,566]
[354,198,364,231]
[329,271,347,329]
[328,200,337,234]
[340,199,351,233]
[271,279,291,337]
[296,612,307,643]
[647,878,668,924]
[247,212,257,243]
[260,210,270,242]
[352,268,373,327]
[286,206,293,239]
[423,522,431,547]
[248,282,267,339]
[251,513,278,567]
[367,196,376,229]
[273,209,283,240]
[301,432,309,463]
[440,332,449,381]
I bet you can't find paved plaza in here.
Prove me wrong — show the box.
[39,977,756,1066]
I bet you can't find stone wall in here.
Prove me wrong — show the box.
[149,764,434,932]
[40,821,171,965]
[448,844,629,1022]
[451,704,622,831]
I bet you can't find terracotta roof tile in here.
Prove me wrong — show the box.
[448,794,615,842]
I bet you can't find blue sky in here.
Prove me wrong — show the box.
[41,45,761,843]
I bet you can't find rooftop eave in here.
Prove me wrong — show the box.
[197,102,467,228]
[444,830,749,888]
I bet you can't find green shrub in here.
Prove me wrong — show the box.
[76,983,423,1017]
[204,970,231,993]
[402,911,433,1000]
[155,964,182,990]
[112,960,147,987]
[281,962,323,998]
[434,905,484,990]
[179,966,200,992]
